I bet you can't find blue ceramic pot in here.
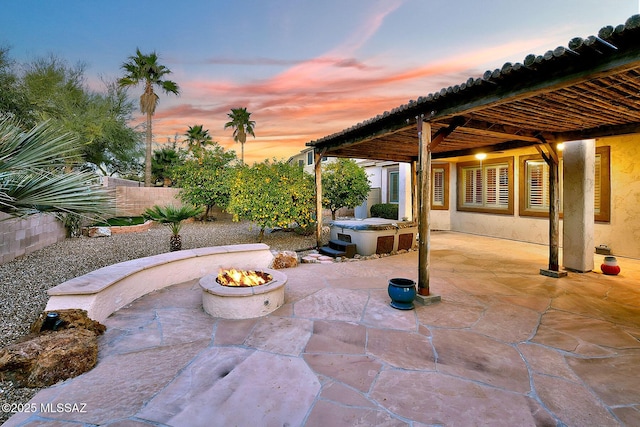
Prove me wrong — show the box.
[388,278,416,310]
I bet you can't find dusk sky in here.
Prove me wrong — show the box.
[1,1,638,164]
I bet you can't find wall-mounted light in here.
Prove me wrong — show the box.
[556,143,565,151]
[475,153,487,160]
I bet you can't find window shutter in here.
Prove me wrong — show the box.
[594,154,601,214]
[432,168,444,206]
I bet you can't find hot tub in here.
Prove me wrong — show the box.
[329,218,417,256]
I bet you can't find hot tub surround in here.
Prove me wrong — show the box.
[329,218,418,256]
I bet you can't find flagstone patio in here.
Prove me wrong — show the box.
[5,231,640,426]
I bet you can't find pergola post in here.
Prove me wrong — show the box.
[314,150,324,249]
[538,142,567,278]
[415,118,441,305]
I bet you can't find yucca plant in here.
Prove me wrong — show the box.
[143,204,204,251]
[0,117,114,219]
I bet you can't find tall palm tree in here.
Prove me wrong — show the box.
[0,117,113,217]
[224,107,255,164]
[118,49,179,187]
[184,124,213,158]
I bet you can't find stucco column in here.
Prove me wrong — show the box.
[398,162,412,221]
[563,139,595,272]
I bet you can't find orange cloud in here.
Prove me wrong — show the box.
[144,7,560,165]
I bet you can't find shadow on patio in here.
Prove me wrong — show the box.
[7,231,640,426]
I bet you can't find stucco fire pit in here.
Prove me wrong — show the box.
[199,268,287,319]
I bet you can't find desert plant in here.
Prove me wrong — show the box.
[0,117,114,218]
[143,204,204,251]
[118,49,179,187]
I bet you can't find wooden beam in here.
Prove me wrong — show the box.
[548,146,560,272]
[430,116,464,150]
[314,149,326,249]
[418,120,431,295]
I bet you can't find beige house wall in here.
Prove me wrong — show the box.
[431,135,640,260]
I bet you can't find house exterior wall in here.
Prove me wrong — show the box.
[435,136,639,259]
[595,134,640,258]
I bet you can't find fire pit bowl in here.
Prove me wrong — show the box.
[199,268,287,319]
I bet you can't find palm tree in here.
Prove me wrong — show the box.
[184,124,213,158]
[143,204,204,251]
[224,107,255,164]
[0,117,113,218]
[118,49,179,187]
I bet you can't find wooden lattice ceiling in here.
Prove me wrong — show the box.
[308,16,640,163]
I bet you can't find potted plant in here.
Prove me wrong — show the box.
[144,204,204,251]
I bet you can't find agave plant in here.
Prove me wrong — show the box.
[143,204,204,251]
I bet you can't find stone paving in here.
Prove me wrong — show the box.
[6,231,640,426]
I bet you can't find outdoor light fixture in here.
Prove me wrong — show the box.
[557,143,565,151]
[475,153,487,160]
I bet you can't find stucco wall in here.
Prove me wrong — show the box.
[0,212,66,264]
[438,136,639,259]
[595,135,640,258]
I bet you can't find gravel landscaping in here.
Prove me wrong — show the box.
[0,219,316,421]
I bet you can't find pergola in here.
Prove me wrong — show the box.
[307,15,640,297]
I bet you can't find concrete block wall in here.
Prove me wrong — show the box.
[0,212,66,265]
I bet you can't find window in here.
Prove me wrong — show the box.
[298,159,304,167]
[431,164,449,210]
[457,157,514,214]
[518,146,610,222]
[388,169,399,203]
[306,151,313,165]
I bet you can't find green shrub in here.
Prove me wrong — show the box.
[92,216,146,227]
[370,203,398,220]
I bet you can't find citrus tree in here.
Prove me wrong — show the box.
[322,159,371,220]
[227,160,315,242]
[171,143,236,218]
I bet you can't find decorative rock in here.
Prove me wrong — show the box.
[0,328,99,387]
[318,256,334,262]
[301,256,318,263]
[87,226,111,237]
[272,251,299,269]
[30,309,106,335]
[0,309,106,387]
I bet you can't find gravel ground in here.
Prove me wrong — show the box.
[0,219,317,422]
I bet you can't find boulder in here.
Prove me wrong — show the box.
[0,309,105,387]
[0,328,98,387]
[272,251,298,269]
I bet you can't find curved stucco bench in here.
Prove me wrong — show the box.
[45,243,274,323]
